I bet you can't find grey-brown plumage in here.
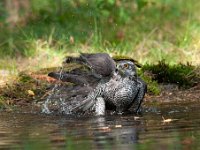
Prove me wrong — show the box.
[65,53,116,78]
[48,53,116,85]
[47,53,146,115]
[71,60,147,115]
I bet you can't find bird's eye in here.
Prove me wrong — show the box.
[124,64,128,68]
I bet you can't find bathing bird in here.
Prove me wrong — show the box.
[47,53,146,115]
[70,60,147,115]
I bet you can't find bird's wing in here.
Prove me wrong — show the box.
[70,82,105,113]
[70,97,96,113]
[43,81,96,114]
[48,72,88,85]
[80,53,116,76]
[133,78,147,113]
[63,53,116,78]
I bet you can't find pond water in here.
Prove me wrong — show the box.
[0,102,200,150]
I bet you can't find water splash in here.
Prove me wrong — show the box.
[41,84,59,114]
[41,65,64,114]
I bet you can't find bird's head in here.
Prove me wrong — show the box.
[116,60,137,79]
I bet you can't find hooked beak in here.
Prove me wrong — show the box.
[117,69,137,79]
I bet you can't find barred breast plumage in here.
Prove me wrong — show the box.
[103,77,138,113]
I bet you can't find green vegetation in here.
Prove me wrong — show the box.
[142,61,200,88]
[138,69,161,95]
[0,0,200,67]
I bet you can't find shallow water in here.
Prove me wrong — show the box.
[0,102,200,150]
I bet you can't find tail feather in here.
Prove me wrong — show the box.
[48,72,88,85]
[70,97,96,113]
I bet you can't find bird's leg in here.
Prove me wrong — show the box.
[116,106,124,115]
[95,97,105,116]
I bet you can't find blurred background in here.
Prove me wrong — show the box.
[0,0,200,72]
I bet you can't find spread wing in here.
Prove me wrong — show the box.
[46,53,115,114]
[80,53,116,76]
[64,53,116,77]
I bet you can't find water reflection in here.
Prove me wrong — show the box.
[0,102,200,149]
[91,116,142,149]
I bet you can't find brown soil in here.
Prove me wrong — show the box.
[145,83,200,103]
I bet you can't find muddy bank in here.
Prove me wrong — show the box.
[145,83,200,103]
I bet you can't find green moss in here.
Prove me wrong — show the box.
[138,60,199,95]
[142,61,200,88]
[138,70,161,95]
[0,96,6,109]
[18,72,34,83]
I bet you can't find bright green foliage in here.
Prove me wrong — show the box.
[0,0,200,64]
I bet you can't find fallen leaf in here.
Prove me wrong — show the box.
[99,126,109,130]
[134,116,140,120]
[98,126,111,132]
[115,125,122,128]
[162,116,178,123]
[27,90,35,96]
